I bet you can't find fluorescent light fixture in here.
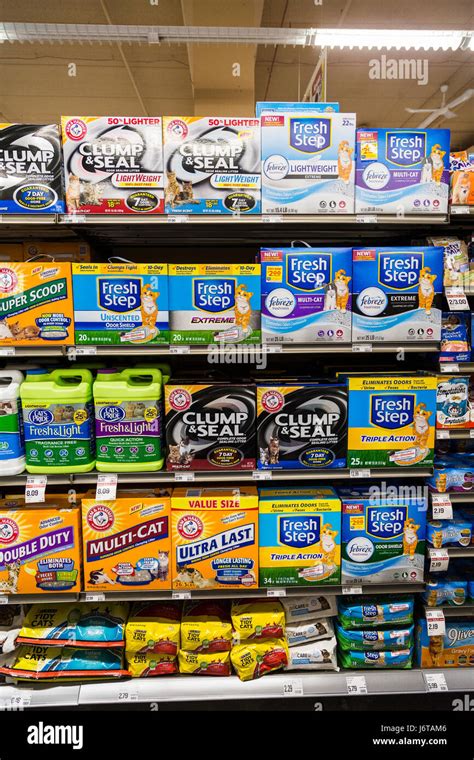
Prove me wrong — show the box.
[313,29,466,51]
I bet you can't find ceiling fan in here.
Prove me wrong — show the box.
[405,84,474,128]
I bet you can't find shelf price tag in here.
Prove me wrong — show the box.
[0,596,9,605]
[0,347,15,357]
[349,469,371,479]
[172,591,191,600]
[85,593,106,602]
[96,474,117,501]
[262,215,283,223]
[436,430,450,439]
[423,673,448,692]
[75,346,98,356]
[440,363,459,374]
[252,470,272,480]
[174,472,195,482]
[470,430,474,439]
[267,588,287,597]
[426,609,446,637]
[117,690,139,702]
[342,586,363,595]
[167,215,189,223]
[25,475,47,504]
[445,287,469,311]
[356,215,377,224]
[264,345,283,354]
[170,345,191,354]
[432,495,453,520]
[0,693,32,709]
[429,548,449,573]
[346,675,368,695]
[282,678,303,696]
[352,344,372,353]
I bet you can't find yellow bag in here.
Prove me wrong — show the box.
[181,601,232,652]
[178,649,231,676]
[231,639,289,681]
[126,651,178,677]
[125,602,181,655]
[231,600,285,642]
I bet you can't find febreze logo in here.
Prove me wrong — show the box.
[367,505,407,540]
[370,394,415,429]
[193,278,235,313]
[278,515,320,549]
[98,278,141,313]
[289,117,331,153]
[379,251,423,290]
[286,253,331,291]
[386,131,426,167]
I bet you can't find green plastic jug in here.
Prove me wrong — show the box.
[21,368,95,474]
[93,368,163,472]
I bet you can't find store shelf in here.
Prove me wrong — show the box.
[424,604,474,618]
[436,429,474,440]
[0,214,58,226]
[0,683,80,708]
[440,363,474,374]
[430,491,474,504]
[446,547,474,559]
[55,213,451,226]
[0,347,65,359]
[0,592,78,605]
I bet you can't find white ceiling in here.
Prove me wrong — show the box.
[0,0,473,148]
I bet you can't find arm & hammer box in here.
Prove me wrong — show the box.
[171,487,259,590]
[258,487,341,587]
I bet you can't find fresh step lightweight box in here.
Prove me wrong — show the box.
[355,128,450,215]
[261,111,356,214]
[352,246,444,343]
[347,375,437,468]
[73,262,169,345]
[169,263,261,345]
[171,487,259,590]
[258,487,341,587]
[339,486,427,584]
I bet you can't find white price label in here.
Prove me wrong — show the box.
[426,609,446,637]
[431,495,453,520]
[85,593,106,602]
[424,673,448,692]
[252,470,272,480]
[436,430,450,439]
[170,345,191,354]
[267,588,287,597]
[75,346,98,356]
[450,206,466,215]
[349,469,371,478]
[470,430,474,439]
[62,214,86,223]
[429,548,450,573]
[174,472,195,482]
[262,215,283,223]
[342,586,363,595]
[264,345,283,354]
[352,344,372,353]
[25,475,47,504]
[346,676,368,695]
[0,347,15,357]
[0,596,9,605]
[282,678,303,696]
[167,215,189,223]
[0,693,32,709]
[172,591,191,600]
[96,474,117,501]
[440,363,459,373]
[445,288,469,311]
[356,215,377,224]
[117,691,139,702]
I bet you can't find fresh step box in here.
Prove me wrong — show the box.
[258,487,341,587]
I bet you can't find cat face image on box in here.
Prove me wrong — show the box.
[260,247,352,343]
[257,383,348,469]
[355,128,450,215]
[352,246,444,343]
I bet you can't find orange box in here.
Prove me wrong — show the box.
[0,244,23,262]
[451,170,474,206]
[82,490,171,591]
[171,487,259,590]
[0,507,82,594]
[0,261,74,345]
[23,240,92,263]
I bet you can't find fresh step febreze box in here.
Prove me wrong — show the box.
[73,262,169,345]
[258,487,341,587]
[352,246,444,343]
[82,491,171,591]
[347,375,437,468]
[0,506,81,594]
[339,486,427,584]
[61,116,164,214]
[355,128,450,215]
[261,111,356,214]
[163,116,260,214]
[171,487,259,590]
[169,263,260,344]
[0,262,74,345]
[260,246,352,343]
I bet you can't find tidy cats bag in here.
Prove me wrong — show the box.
[231,600,285,642]
[0,645,127,680]
[125,601,181,655]
[181,601,232,653]
[127,651,178,677]
[178,649,231,676]
[231,639,289,681]
[17,603,129,648]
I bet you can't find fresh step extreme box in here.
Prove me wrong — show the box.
[347,375,437,468]
[259,487,341,587]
